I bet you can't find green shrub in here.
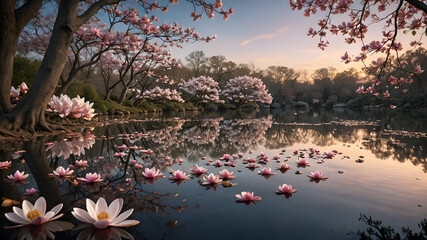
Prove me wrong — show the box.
[12,56,41,86]
[65,81,98,102]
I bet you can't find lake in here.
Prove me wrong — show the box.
[1,109,427,240]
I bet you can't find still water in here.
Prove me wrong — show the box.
[1,109,427,240]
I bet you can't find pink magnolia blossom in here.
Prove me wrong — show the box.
[142,167,164,178]
[258,167,276,175]
[77,173,103,183]
[414,64,424,75]
[7,170,29,181]
[276,184,297,194]
[235,192,262,202]
[47,94,97,120]
[0,161,12,169]
[168,170,190,180]
[202,173,222,185]
[189,165,208,175]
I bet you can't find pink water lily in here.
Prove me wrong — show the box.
[142,167,164,178]
[238,153,244,158]
[117,145,127,151]
[219,169,236,180]
[273,156,280,160]
[248,150,253,154]
[246,162,260,168]
[202,173,222,185]
[72,198,139,229]
[7,170,29,182]
[232,154,238,159]
[276,184,297,194]
[0,161,12,169]
[189,165,208,175]
[24,188,38,195]
[49,166,74,177]
[247,158,256,163]
[168,170,190,180]
[77,173,103,183]
[235,192,262,203]
[114,152,126,157]
[297,158,310,166]
[307,171,328,180]
[222,154,230,160]
[258,167,276,175]
[213,160,222,167]
[4,197,63,227]
[75,160,88,168]
[277,163,291,170]
[293,150,298,154]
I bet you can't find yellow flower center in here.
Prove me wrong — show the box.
[97,211,109,220]
[26,209,41,221]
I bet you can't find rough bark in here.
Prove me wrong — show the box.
[0,0,120,135]
[0,0,79,134]
[0,0,43,115]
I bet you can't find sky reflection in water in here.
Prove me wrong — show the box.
[1,109,427,239]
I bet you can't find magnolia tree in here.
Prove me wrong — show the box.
[221,76,273,108]
[290,0,427,100]
[179,76,224,105]
[0,0,233,135]
[133,86,184,104]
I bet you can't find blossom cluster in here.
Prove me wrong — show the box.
[46,94,96,120]
[179,76,224,104]
[134,86,184,103]
[221,76,273,105]
[10,82,29,103]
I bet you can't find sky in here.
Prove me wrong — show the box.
[153,0,426,74]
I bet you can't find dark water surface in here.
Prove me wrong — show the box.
[1,109,427,240]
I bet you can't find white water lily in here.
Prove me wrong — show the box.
[4,197,63,227]
[72,198,139,229]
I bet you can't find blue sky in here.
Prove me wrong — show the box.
[153,0,426,74]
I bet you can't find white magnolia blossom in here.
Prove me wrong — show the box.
[47,94,97,120]
[179,76,224,104]
[221,76,273,105]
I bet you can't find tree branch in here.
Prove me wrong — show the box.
[77,0,122,27]
[15,0,43,32]
[405,0,427,14]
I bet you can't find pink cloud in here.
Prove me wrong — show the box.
[240,26,289,46]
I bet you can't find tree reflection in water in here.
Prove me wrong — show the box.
[354,214,427,240]
[1,109,427,239]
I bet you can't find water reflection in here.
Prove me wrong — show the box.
[1,109,427,239]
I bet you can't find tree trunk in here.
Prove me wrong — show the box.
[0,0,43,115]
[118,85,129,104]
[0,0,78,133]
[0,28,18,115]
[56,70,77,95]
